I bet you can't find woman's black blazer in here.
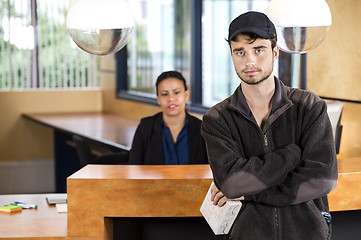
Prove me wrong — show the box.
[128,112,208,165]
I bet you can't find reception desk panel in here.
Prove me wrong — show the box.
[67,165,213,238]
[327,157,361,211]
[328,172,361,211]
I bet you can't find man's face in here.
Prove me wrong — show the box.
[230,34,279,85]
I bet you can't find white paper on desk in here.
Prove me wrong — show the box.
[56,203,67,213]
[200,182,242,235]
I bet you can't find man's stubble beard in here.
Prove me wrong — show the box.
[236,61,274,86]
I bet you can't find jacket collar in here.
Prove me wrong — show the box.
[229,77,292,119]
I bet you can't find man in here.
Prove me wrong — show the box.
[201,11,338,240]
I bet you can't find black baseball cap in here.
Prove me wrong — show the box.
[227,11,276,42]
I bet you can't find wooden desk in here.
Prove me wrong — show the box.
[1,158,360,240]
[67,165,213,239]
[0,194,67,240]
[23,112,139,151]
[328,157,361,211]
[66,159,361,240]
[23,112,139,192]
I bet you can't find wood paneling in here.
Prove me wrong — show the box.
[0,90,102,161]
[67,165,213,238]
[307,0,361,101]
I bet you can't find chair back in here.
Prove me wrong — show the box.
[72,135,97,167]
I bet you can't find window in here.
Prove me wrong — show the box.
[116,0,297,111]
[0,0,99,90]
[202,0,274,107]
[117,0,191,101]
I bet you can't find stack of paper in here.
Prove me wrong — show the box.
[200,182,242,235]
[0,205,22,215]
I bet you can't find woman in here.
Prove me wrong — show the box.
[128,70,208,165]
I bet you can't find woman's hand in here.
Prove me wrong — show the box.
[210,183,244,207]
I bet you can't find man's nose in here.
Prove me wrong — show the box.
[245,53,256,67]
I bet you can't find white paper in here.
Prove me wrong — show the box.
[56,203,68,213]
[200,182,242,235]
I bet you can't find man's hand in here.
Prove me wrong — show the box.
[210,183,244,207]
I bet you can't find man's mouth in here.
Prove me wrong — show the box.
[244,69,259,75]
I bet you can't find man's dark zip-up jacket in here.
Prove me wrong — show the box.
[201,77,338,240]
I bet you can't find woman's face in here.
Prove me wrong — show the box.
[156,77,189,117]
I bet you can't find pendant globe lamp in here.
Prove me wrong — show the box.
[266,0,332,54]
[66,0,135,55]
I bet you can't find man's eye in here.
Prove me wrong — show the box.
[255,49,264,54]
[236,51,245,56]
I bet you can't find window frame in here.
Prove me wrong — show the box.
[0,0,99,91]
[116,1,305,114]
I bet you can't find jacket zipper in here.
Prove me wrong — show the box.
[264,134,268,146]
[274,208,280,240]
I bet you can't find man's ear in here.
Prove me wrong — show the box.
[273,46,280,60]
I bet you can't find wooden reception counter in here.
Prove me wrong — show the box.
[1,157,360,240]
[328,157,361,211]
[67,165,214,240]
[67,158,361,240]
